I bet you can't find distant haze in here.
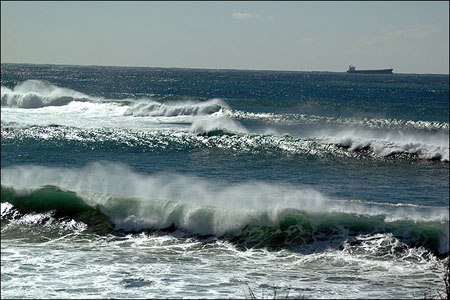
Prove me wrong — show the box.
[1,1,449,74]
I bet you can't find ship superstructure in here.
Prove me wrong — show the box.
[347,65,393,74]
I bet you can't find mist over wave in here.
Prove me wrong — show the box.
[1,162,448,254]
[122,98,249,134]
[190,116,248,134]
[124,98,226,117]
[1,80,93,108]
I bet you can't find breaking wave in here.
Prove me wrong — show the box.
[1,80,92,108]
[1,163,448,255]
[123,98,226,117]
[320,128,449,162]
[190,116,248,134]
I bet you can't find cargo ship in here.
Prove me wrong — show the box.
[347,65,393,74]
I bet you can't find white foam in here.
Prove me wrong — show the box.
[1,85,237,132]
[319,128,449,161]
[1,80,92,108]
[1,101,130,129]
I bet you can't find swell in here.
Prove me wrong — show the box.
[229,110,449,132]
[1,164,448,255]
[2,124,448,162]
[2,81,448,162]
[3,81,448,132]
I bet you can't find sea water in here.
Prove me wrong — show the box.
[1,63,448,299]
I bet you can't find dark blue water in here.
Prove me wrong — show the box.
[2,63,448,205]
[2,64,448,120]
[1,63,449,299]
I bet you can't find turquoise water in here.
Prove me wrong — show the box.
[1,63,449,298]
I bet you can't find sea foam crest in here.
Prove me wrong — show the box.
[1,80,91,108]
[321,128,449,161]
[123,98,227,117]
[2,162,448,222]
[190,116,248,134]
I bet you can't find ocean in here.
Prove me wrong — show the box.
[1,63,449,299]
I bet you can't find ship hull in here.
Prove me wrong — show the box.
[347,69,393,74]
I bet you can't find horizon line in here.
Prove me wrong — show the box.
[1,61,449,76]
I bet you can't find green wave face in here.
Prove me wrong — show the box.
[230,210,447,256]
[1,185,114,235]
[2,185,90,214]
[1,185,447,256]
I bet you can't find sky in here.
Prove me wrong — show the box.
[1,1,449,74]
